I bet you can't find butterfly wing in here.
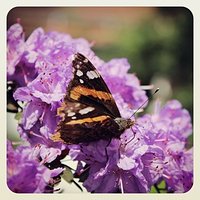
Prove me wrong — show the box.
[51,53,124,144]
[51,101,122,144]
[67,53,121,118]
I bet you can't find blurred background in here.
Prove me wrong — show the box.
[7,7,193,135]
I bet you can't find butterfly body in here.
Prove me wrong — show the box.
[51,53,134,144]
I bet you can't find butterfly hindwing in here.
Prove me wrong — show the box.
[51,101,121,143]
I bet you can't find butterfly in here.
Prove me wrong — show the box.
[51,53,134,144]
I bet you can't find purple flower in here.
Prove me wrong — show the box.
[99,58,147,110]
[137,100,193,192]
[7,24,25,76]
[69,130,150,193]
[7,141,63,193]
[7,23,37,87]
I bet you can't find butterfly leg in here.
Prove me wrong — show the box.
[105,138,112,162]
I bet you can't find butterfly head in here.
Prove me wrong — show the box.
[114,117,134,132]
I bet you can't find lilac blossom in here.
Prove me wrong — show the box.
[7,23,193,193]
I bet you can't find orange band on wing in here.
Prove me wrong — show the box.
[70,86,112,101]
[50,132,65,143]
[66,115,109,125]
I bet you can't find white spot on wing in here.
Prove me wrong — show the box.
[72,116,76,119]
[79,107,95,115]
[80,79,84,83]
[76,70,83,77]
[86,71,94,79]
[76,64,80,69]
[86,70,99,79]
[67,112,76,117]
[83,58,88,63]
[75,103,80,107]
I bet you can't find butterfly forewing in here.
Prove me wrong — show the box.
[67,53,121,118]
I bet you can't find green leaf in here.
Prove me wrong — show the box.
[61,167,74,183]
[150,186,157,193]
[158,180,166,189]
[150,181,167,193]
[15,112,22,121]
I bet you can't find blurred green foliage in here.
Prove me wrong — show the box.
[94,8,193,118]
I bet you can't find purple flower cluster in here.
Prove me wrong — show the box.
[7,141,63,193]
[139,100,193,192]
[7,23,193,193]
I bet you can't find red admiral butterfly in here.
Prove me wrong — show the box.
[51,53,134,144]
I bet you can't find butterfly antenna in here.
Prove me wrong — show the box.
[129,88,159,119]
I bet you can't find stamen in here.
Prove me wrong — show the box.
[29,131,44,139]
[119,176,124,194]
[155,138,167,142]
[40,152,51,164]
[124,131,136,145]
[39,104,47,122]
[163,174,171,179]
